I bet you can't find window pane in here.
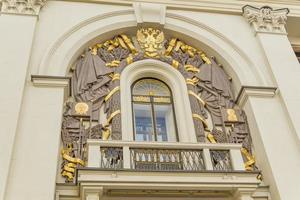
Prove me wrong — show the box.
[154,104,177,142]
[133,103,154,141]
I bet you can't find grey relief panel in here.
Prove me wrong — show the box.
[59,28,256,182]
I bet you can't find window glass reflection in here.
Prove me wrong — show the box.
[133,103,154,141]
[154,105,177,142]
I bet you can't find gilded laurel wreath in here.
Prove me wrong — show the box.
[137,28,165,58]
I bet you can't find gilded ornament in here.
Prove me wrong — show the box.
[188,90,206,106]
[172,59,179,69]
[104,110,121,127]
[120,34,137,53]
[207,133,217,143]
[74,102,89,115]
[192,113,208,128]
[165,38,177,56]
[199,52,211,64]
[112,73,120,81]
[117,37,128,49]
[105,86,120,102]
[102,127,111,140]
[241,148,255,171]
[91,46,98,55]
[184,64,200,73]
[137,28,165,58]
[186,77,199,86]
[61,145,85,181]
[106,60,120,67]
[227,109,238,122]
[126,55,133,64]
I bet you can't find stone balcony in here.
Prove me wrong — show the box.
[86,140,247,172]
[53,140,269,200]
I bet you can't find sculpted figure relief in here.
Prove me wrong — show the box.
[60,28,256,182]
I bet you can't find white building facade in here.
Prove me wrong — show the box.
[1,1,300,200]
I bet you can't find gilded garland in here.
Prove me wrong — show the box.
[60,28,256,182]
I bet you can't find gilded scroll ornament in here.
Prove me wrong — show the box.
[112,73,120,81]
[137,28,165,58]
[61,145,85,182]
[192,113,209,129]
[186,77,199,86]
[106,60,120,67]
[199,52,211,64]
[188,90,206,106]
[165,38,177,56]
[184,64,200,73]
[120,34,137,53]
[241,148,256,171]
[104,86,120,102]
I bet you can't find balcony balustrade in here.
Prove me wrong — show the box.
[87,140,245,172]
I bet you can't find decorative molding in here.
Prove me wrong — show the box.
[133,2,166,25]
[242,5,289,35]
[235,86,277,107]
[31,75,71,96]
[53,0,300,17]
[1,0,46,15]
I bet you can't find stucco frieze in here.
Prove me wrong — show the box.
[242,5,289,34]
[1,0,46,15]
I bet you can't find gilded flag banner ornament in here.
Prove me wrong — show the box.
[60,27,256,182]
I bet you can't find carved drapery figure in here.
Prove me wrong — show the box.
[71,49,114,121]
[60,28,256,182]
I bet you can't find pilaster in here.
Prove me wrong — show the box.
[0,2,46,198]
[242,5,300,146]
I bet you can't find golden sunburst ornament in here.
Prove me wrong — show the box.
[74,102,89,115]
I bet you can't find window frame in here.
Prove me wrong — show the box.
[131,77,179,142]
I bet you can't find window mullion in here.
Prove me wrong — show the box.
[150,97,157,141]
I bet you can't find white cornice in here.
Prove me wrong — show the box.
[31,75,71,95]
[53,0,300,17]
[235,86,278,107]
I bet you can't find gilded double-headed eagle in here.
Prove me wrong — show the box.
[137,28,165,58]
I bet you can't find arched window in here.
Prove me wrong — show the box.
[131,78,178,142]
